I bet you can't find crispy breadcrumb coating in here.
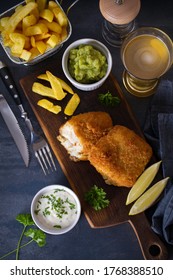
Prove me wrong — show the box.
[88,125,153,187]
[57,111,113,161]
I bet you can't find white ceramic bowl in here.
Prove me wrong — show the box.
[31,185,81,235]
[62,38,112,91]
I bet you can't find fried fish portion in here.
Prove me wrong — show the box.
[88,125,153,187]
[57,111,113,161]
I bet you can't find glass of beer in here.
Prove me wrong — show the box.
[121,27,173,97]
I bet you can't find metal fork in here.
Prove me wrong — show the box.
[31,128,57,175]
[19,105,57,175]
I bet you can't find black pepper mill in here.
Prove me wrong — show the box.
[99,0,141,47]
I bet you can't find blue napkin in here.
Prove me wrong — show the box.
[144,79,173,245]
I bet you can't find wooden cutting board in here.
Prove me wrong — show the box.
[20,67,168,260]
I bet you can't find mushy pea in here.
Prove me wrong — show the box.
[68,44,108,84]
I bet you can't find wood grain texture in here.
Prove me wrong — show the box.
[20,69,167,260]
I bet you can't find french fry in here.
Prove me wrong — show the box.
[9,32,26,54]
[31,35,36,47]
[29,47,40,59]
[34,33,51,41]
[37,72,74,94]
[0,1,69,62]
[33,71,79,115]
[37,99,61,114]
[46,34,61,48]
[40,9,54,22]
[24,22,48,36]
[53,8,68,27]
[32,82,56,99]
[0,17,10,29]
[35,40,47,54]
[64,94,80,116]
[24,36,31,49]
[4,2,37,33]
[42,20,62,34]
[22,14,37,29]
[36,0,47,11]
[25,0,36,3]
[20,49,32,61]
[46,71,66,100]
[48,1,59,10]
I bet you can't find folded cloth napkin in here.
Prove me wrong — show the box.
[144,79,173,245]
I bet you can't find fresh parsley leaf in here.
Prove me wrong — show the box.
[98,91,120,106]
[0,213,47,260]
[16,213,34,226]
[85,185,110,211]
[24,228,46,247]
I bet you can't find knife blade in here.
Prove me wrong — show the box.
[0,61,36,138]
[0,94,29,167]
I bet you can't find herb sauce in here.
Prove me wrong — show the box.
[35,188,77,230]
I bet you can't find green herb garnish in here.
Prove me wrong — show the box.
[98,91,120,106]
[0,213,46,260]
[85,185,110,211]
[53,225,62,229]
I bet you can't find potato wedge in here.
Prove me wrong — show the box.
[46,71,66,100]
[32,82,56,99]
[37,98,61,114]
[64,93,80,116]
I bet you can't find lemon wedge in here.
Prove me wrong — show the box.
[126,160,162,205]
[129,177,169,215]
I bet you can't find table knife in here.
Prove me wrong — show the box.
[0,94,29,166]
[0,61,35,139]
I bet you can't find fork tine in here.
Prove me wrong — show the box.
[35,150,48,175]
[45,144,57,171]
[42,146,53,171]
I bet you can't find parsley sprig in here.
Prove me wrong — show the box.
[0,214,46,260]
[85,185,110,211]
[98,91,120,106]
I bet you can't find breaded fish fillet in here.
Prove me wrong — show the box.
[88,125,153,187]
[57,111,113,161]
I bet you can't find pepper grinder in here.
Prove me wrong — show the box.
[99,0,141,47]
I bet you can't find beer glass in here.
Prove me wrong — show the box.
[121,27,173,97]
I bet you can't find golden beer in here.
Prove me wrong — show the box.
[121,27,173,97]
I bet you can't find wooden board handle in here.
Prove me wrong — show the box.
[129,215,168,260]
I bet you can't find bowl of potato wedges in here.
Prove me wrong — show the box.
[0,0,72,65]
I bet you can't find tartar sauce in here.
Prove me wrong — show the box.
[35,188,77,230]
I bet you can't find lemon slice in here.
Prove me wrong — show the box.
[126,160,162,205]
[129,177,169,215]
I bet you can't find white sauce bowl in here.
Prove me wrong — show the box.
[31,185,81,235]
